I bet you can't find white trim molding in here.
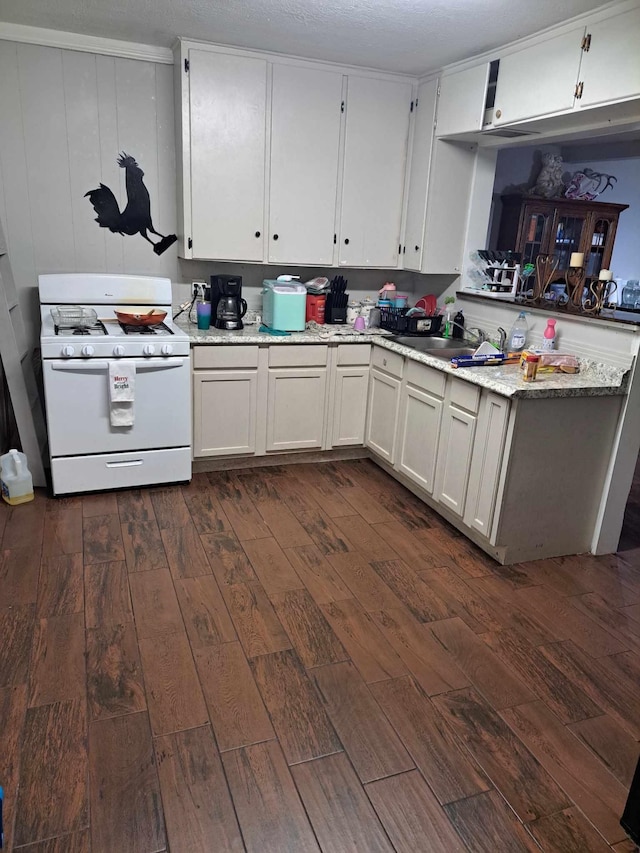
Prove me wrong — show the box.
[0,22,173,63]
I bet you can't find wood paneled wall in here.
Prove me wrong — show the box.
[0,41,179,345]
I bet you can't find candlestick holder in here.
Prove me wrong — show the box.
[566,265,586,312]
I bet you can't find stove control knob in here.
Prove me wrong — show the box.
[113,345,125,357]
[81,345,95,357]
[161,344,173,356]
[143,344,156,356]
[61,345,75,358]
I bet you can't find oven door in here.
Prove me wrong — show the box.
[43,357,190,456]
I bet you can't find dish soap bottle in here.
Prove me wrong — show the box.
[542,318,557,351]
[507,311,528,352]
[452,310,465,339]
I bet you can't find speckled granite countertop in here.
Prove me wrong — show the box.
[176,316,630,400]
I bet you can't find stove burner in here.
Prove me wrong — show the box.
[119,322,173,335]
[55,320,108,336]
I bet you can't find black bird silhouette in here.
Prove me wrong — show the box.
[85,153,177,255]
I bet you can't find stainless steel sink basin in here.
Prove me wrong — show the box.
[390,336,477,359]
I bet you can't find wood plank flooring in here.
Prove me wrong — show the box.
[2,459,640,851]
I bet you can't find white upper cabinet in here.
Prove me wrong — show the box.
[436,64,490,137]
[338,75,412,267]
[578,7,640,109]
[188,49,268,261]
[403,78,438,272]
[492,27,584,126]
[269,64,343,265]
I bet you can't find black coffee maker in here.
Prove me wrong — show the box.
[210,274,247,331]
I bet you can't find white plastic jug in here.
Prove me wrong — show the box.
[1,449,34,505]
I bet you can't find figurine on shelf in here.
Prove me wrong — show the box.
[565,168,617,201]
[528,153,565,199]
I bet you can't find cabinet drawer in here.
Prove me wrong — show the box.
[449,378,480,414]
[336,344,371,366]
[406,360,446,398]
[269,345,328,368]
[372,347,404,379]
[192,345,259,370]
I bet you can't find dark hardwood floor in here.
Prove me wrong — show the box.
[2,457,640,852]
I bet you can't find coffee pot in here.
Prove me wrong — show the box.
[215,293,247,330]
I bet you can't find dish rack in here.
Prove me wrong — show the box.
[50,305,98,329]
[379,307,443,336]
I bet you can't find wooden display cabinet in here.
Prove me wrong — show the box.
[496,195,628,279]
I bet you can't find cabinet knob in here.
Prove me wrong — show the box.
[273,234,279,241]
[415,245,420,251]
[344,238,350,245]
[495,109,502,118]
[255,231,261,238]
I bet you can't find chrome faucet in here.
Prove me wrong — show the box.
[449,323,487,345]
[497,327,507,353]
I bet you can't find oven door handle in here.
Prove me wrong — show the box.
[51,358,186,372]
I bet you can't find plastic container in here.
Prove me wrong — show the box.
[1,449,34,505]
[507,311,528,352]
[196,301,211,330]
[542,318,557,351]
[522,353,540,382]
[395,294,408,309]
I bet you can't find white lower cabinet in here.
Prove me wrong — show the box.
[365,368,402,464]
[332,366,369,447]
[193,370,259,457]
[433,378,480,517]
[397,386,443,494]
[434,402,477,517]
[266,368,327,451]
[464,392,510,536]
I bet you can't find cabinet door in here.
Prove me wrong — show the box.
[579,8,640,109]
[266,368,327,451]
[193,370,258,457]
[365,368,401,463]
[492,27,584,126]
[269,64,343,265]
[403,78,438,272]
[339,76,412,267]
[585,212,620,279]
[332,366,369,447]
[189,49,267,261]
[396,386,443,494]
[435,402,477,517]
[436,64,490,137]
[464,393,509,537]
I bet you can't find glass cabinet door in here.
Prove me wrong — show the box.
[586,217,611,278]
[553,214,588,271]
[521,210,552,266]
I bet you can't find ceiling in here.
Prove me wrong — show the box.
[0,0,610,75]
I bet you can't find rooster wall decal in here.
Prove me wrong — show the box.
[85,153,177,255]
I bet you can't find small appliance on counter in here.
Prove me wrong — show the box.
[262,278,306,331]
[210,274,247,330]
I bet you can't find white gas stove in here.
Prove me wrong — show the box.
[39,274,191,495]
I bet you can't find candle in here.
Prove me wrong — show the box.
[570,252,584,267]
[599,269,613,281]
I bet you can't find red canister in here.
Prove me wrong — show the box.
[306,293,326,324]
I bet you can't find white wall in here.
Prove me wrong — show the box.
[0,38,449,348]
[0,40,178,343]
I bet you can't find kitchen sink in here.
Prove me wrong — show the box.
[390,336,477,358]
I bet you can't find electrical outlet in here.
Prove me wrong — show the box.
[192,281,206,301]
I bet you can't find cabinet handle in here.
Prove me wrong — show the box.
[255,231,261,238]
[273,234,279,241]
[415,245,420,251]
[344,238,350,245]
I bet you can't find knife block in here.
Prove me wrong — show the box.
[325,293,348,324]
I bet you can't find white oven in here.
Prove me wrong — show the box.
[39,274,192,495]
